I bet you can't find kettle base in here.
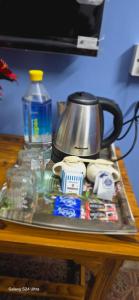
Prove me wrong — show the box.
[51,144,99,163]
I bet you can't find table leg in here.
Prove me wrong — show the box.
[85,258,123,300]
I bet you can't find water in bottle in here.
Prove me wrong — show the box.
[22,70,52,148]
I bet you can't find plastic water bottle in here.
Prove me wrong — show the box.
[22,70,52,148]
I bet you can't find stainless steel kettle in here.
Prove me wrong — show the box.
[52,92,123,162]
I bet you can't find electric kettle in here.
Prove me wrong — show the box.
[52,92,123,162]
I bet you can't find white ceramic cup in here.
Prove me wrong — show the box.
[87,162,120,183]
[52,156,86,177]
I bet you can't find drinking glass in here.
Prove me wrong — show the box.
[43,170,60,193]
[18,147,52,193]
[18,147,52,168]
[6,168,37,214]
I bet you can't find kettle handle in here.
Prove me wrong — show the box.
[99,97,123,149]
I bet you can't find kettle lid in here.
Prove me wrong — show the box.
[68,91,98,105]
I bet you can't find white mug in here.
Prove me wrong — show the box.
[52,156,86,177]
[87,162,120,183]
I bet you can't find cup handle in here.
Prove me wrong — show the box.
[111,169,120,181]
[52,162,63,176]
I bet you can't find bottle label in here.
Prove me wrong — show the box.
[23,100,52,144]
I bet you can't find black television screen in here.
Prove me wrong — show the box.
[0,0,105,56]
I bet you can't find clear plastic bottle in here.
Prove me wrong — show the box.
[22,70,52,148]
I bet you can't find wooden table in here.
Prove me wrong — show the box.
[0,134,139,300]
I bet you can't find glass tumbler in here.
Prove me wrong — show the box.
[43,170,60,193]
[18,147,52,193]
[6,167,37,213]
[6,165,23,188]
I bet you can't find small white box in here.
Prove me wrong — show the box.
[61,171,83,195]
[130,45,139,76]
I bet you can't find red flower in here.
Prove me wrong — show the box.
[0,59,17,81]
[0,59,17,98]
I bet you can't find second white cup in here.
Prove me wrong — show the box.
[87,162,120,183]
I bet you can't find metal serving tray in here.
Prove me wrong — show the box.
[0,145,137,235]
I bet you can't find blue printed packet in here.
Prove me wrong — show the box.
[53,195,81,218]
